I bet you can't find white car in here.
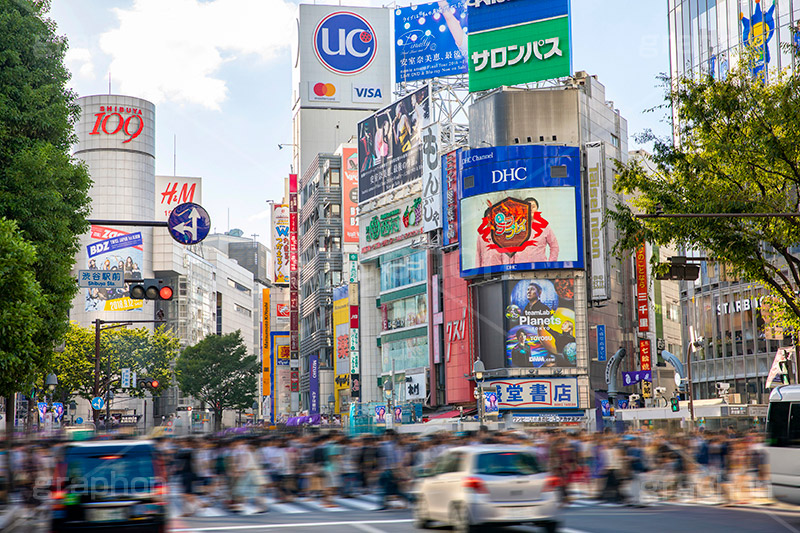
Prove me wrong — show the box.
[412,445,560,533]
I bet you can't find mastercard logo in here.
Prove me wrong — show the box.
[313,83,336,97]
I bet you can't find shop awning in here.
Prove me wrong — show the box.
[427,409,462,420]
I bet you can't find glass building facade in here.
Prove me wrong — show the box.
[669,0,800,82]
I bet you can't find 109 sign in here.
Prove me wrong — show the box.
[314,11,377,75]
[89,106,145,144]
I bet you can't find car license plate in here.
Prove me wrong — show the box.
[88,508,126,522]
[507,506,532,519]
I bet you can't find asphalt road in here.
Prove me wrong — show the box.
[16,501,800,533]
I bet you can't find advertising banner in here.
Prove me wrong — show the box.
[443,251,472,404]
[155,176,202,221]
[421,122,442,232]
[394,0,468,82]
[360,196,424,257]
[623,370,652,386]
[333,285,350,377]
[442,150,460,247]
[459,145,583,277]
[639,339,652,372]
[488,377,579,409]
[342,147,359,243]
[273,205,290,285]
[467,0,571,93]
[586,142,609,301]
[358,85,430,203]
[635,244,649,332]
[375,405,387,424]
[85,226,144,312]
[262,289,271,397]
[297,5,390,110]
[289,174,300,372]
[484,391,499,415]
[504,278,576,368]
[309,354,319,415]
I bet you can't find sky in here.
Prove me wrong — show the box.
[49,0,671,242]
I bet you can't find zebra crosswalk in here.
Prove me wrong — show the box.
[168,492,390,518]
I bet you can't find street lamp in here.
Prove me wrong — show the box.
[69,401,77,425]
[327,394,335,417]
[473,360,486,426]
[45,373,58,392]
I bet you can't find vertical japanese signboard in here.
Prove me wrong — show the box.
[586,142,609,301]
[635,244,649,332]
[289,174,300,378]
[639,338,652,398]
[342,148,359,243]
[442,150,460,247]
[422,122,441,232]
[273,205,290,285]
[262,289,271,398]
[309,354,319,415]
[597,324,606,362]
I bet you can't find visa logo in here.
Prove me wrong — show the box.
[352,84,383,102]
[355,87,381,98]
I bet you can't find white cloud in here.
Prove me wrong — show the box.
[248,209,272,221]
[99,0,295,110]
[65,47,95,79]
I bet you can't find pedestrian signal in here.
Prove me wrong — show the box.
[670,397,680,412]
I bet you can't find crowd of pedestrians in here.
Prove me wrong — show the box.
[0,426,772,518]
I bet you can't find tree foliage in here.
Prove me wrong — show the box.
[51,323,180,403]
[0,0,92,388]
[610,55,800,329]
[175,331,258,431]
[0,218,44,397]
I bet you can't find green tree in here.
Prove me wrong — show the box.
[0,218,44,400]
[0,2,92,403]
[52,323,180,404]
[175,331,258,432]
[610,57,800,331]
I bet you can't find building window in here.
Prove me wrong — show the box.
[617,302,624,328]
[610,134,620,148]
[381,335,428,373]
[234,304,252,317]
[227,278,252,295]
[380,251,426,292]
[381,293,428,331]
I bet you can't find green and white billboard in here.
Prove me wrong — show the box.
[468,15,571,92]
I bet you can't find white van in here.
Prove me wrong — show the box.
[766,385,800,504]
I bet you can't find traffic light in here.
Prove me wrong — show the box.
[670,397,680,412]
[130,278,173,300]
[138,377,160,389]
[656,263,700,281]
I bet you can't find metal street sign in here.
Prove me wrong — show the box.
[78,269,124,289]
[168,202,211,245]
[121,368,131,389]
[91,396,105,410]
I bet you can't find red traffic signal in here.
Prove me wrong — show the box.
[138,377,159,389]
[130,279,173,300]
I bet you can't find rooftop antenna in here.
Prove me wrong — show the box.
[251,233,259,243]
[173,135,177,176]
[108,72,111,95]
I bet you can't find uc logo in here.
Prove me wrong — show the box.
[314,11,377,75]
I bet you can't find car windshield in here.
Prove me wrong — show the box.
[64,451,156,493]
[474,452,542,476]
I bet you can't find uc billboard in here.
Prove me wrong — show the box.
[467,0,572,92]
[458,145,583,277]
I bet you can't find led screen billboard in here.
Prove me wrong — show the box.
[504,278,576,368]
[394,0,468,82]
[466,0,571,92]
[358,85,430,203]
[458,145,583,277]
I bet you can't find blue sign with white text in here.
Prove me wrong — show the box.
[467,0,570,34]
[314,11,377,75]
[458,145,583,277]
[395,0,468,82]
[597,324,606,362]
[87,232,143,259]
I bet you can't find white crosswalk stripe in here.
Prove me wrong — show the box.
[170,494,383,517]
